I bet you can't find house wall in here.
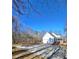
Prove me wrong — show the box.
[43,32,54,43]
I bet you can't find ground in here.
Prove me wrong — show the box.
[12,44,66,59]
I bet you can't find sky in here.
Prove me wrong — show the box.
[12,0,67,35]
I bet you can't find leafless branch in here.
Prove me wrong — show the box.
[12,0,41,16]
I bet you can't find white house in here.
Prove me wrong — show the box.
[42,32,62,44]
[42,32,55,44]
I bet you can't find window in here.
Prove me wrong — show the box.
[48,38,54,43]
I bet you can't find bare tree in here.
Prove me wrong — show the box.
[13,0,64,16]
[12,16,20,43]
[12,0,42,16]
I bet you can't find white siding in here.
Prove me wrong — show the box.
[43,32,54,43]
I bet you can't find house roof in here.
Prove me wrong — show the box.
[49,32,57,38]
[40,32,62,39]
